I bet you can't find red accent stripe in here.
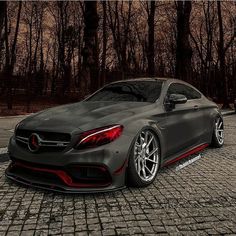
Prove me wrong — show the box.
[164,143,209,166]
[13,162,111,188]
[113,159,128,175]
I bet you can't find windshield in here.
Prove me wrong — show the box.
[87,80,163,102]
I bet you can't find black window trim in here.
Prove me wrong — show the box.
[154,81,166,103]
[166,82,202,102]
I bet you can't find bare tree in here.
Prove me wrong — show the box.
[107,1,132,78]
[190,2,216,96]
[175,1,192,82]
[146,1,156,77]
[0,1,6,66]
[81,1,99,95]
[0,1,6,34]
[57,2,76,95]
[0,1,235,111]
[4,1,22,109]
[217,1,235,108]
[100,1,107,86]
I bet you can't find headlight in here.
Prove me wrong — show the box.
[75,125,123,150]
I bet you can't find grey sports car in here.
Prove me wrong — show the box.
[6,78,224,193]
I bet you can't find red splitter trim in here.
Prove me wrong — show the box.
[113,159,128,175]
[13,162,111,188]
[164,143,209,166]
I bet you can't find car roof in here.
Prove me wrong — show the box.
[110,77,183,84]
[109,77,202,94]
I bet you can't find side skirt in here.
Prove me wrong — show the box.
[163,143,209,167]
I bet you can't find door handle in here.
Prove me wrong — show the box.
[194,105,199,110]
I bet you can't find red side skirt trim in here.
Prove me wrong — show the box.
[163,143,209,167]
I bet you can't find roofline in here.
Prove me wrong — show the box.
[110,77,172,84]
[109,77,198,86]
[108,77,203,94]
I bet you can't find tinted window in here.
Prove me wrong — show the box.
[167,83,201,100]
[87,81,163,102]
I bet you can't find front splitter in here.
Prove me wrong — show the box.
[5,170,126,194]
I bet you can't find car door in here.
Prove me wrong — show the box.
[163,83,204,158]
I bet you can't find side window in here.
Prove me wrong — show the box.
[167,83,201,100]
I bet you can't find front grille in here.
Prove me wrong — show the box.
[16,129,71,141]
[15,128,71,152]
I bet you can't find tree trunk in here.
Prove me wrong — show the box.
[10,1,22,74]
[217,1,229,108]
[100,1,107,86]
[4,1,22,110]
[81,1,99,96]
[0,1,6,63]
[175,1,192,82]
[147,1,156,77]
[4,2,11,109]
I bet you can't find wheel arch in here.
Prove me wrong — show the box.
[212,109,223,133]
[210,111,224,147]
[124,119,165,167]
[124,120,163,186]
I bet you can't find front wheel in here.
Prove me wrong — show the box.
[211,116,224,148]
[127,129,160,187]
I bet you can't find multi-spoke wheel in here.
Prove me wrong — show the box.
[127,129,160,187]
[211,116,224,148]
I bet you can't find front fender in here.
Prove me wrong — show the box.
[123,118,167,165]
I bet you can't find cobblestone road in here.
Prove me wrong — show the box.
[0,115,235,235]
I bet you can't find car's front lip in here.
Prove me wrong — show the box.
[5,157,128,193]
[8,160,112,186]
[5,168,126,194]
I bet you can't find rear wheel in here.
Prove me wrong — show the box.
[127,129,160,187]
[211,116,224,148]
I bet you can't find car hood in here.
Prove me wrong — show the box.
[19,101,152,134]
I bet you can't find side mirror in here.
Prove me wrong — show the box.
[165,93,187,111]
[169,94,187,104]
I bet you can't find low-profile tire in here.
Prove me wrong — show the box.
[127,129,160,187]
[211,116,224,148]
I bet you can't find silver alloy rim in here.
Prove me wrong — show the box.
[134,130,159,182]
[215,118,224,145]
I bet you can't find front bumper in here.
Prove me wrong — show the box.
[5,162,126,193]
[6,135,131,193]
